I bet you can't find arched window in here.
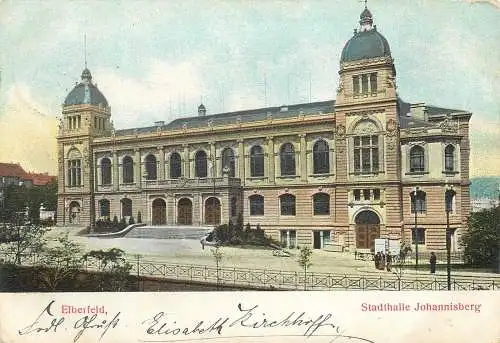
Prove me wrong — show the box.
[445,145,455,172]
[280,143,296,176]
[313,140,329,174]
[221,148,235,177]
[313,193,330,215]
[410,189,426,213]
[170,152,182,179]
[122,156,134,183]
[280,194,296,216]
[100,157,112,185]
[195,150,207,177]
[250,145,264,177]
[145,154,157,180]
[99,199,110,218]
[249,194,264,216]
[121,198,132,217]
[410,146,425,172]
[67,148,82,187]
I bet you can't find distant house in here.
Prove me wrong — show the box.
[471,198,499,212]
[0,162,56,203]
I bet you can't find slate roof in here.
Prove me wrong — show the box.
[115,100,336,137]
[341,27,391,63]
[64,68,108,107]
[425,105,468,117]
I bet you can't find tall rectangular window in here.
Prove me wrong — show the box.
[370,73,377,94]
[68,159,81,186]
[361,74,369,94]
[353,75,360,95]
[354,135,379,173]
[411,228,426,245]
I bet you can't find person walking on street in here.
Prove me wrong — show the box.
[386,253,392,272]
[430,252,437,274]
[374,252,380,269]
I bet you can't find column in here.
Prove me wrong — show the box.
[300,134,307,182]
[112,150,118,191]
[267,136,275,183]
[238,139,245,179]
[134,148,141,188]
[183,144,190,178]
[158,146,165,180]
[210,141,216,178]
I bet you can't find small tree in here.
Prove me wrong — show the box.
[0,221,49,264]
[211,246,223,290]
[82,248,132,291]
[128,216,135,225]
[298,246,313,290]
[38,233,83,290]
[137,211,142,223]
[112,215,119,226]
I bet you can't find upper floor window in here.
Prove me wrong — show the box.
[249,194,264,216]
[195,150,207,178]
[313,140,329,174]
[280,194,296,216]
[280,143,296,176]
[145,154,157,180]
[410,146,425,172]
[67,159,82,186]
[410,189,426,214]
[353,135,379,173]
[313,193,330,215]
[170,152,182,179]
[353,73,377,96]
[221,148,235,177]
[122,156,134,183]
[68,115,81,130]
[412,228,426,245]
[100,157,112,185]
[250,145,264,177]
[444,145,455,172]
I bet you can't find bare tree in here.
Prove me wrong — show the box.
[0,219,49,264]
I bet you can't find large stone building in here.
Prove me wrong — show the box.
[56,7,471,252]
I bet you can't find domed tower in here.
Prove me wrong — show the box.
[334,5,402,247]
[56,66,111,228]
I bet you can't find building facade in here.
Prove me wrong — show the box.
[56,7,471,252]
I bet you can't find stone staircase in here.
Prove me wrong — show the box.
[124,225,214,240]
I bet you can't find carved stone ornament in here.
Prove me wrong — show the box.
[386,74,396,88]
[182,123,188,131]
[386,118,398,137]
[336,80,344,95]
[387,137,396,150]
[353,120,377,135]
[336,124,346,139]
[439,116,458,133]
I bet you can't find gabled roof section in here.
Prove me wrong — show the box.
[397,98,470,129]
[425,105,469,117]
[115,100,335,137]
[0,163,27,178]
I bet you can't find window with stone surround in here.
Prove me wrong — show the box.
[313,140,329,174]
[353,135,379,173]
[444,145,455,172]
[411,228,425,245]
[280,230,297,249]
[280,143,296,176]
[99,199,110,218]
[121,198,132,217]
[67,159,81,186]
[410,190,426,214]
[170,152,182,179]
[100,157,112,185]
[195,150,208,178]
[122,156,134,183]
[352,73,377,96]
[280,194,296,216]
[249,194,264,216]
[409,145,425,172]
[145,154,157,180]
[250,145,264,177]
[313,193,330,215]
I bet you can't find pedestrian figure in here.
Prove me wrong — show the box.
[386,253,392,272]
[430,252,437,274]
[380,253,386,271]
[374,252,380,269]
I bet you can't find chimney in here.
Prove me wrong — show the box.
[198,103,207,116]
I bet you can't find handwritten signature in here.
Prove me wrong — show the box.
[141,303,374,342]
[18,300,120,342]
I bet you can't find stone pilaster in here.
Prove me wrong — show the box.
[300,134,307,182]
[183,144,190,178]
[158,146,165,180]
[238,139,245,179]
[267,136,275,183]
[210,141,216,177]
[134,148,141,188]
[112,150,118,191]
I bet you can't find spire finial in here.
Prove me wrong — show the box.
[84,33,87,68]
[365,0,368,8]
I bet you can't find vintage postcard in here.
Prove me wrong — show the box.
[0,0,499,342]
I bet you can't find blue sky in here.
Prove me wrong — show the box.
[0,0,499,176]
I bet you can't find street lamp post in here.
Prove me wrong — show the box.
[445,189,454,291]
[412,187,419,271]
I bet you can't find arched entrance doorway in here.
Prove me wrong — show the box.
[355,210,380,250]
[152,198,166,225]
[177,198,193,225]
[69,201,81,224]
[205,197,221,225]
